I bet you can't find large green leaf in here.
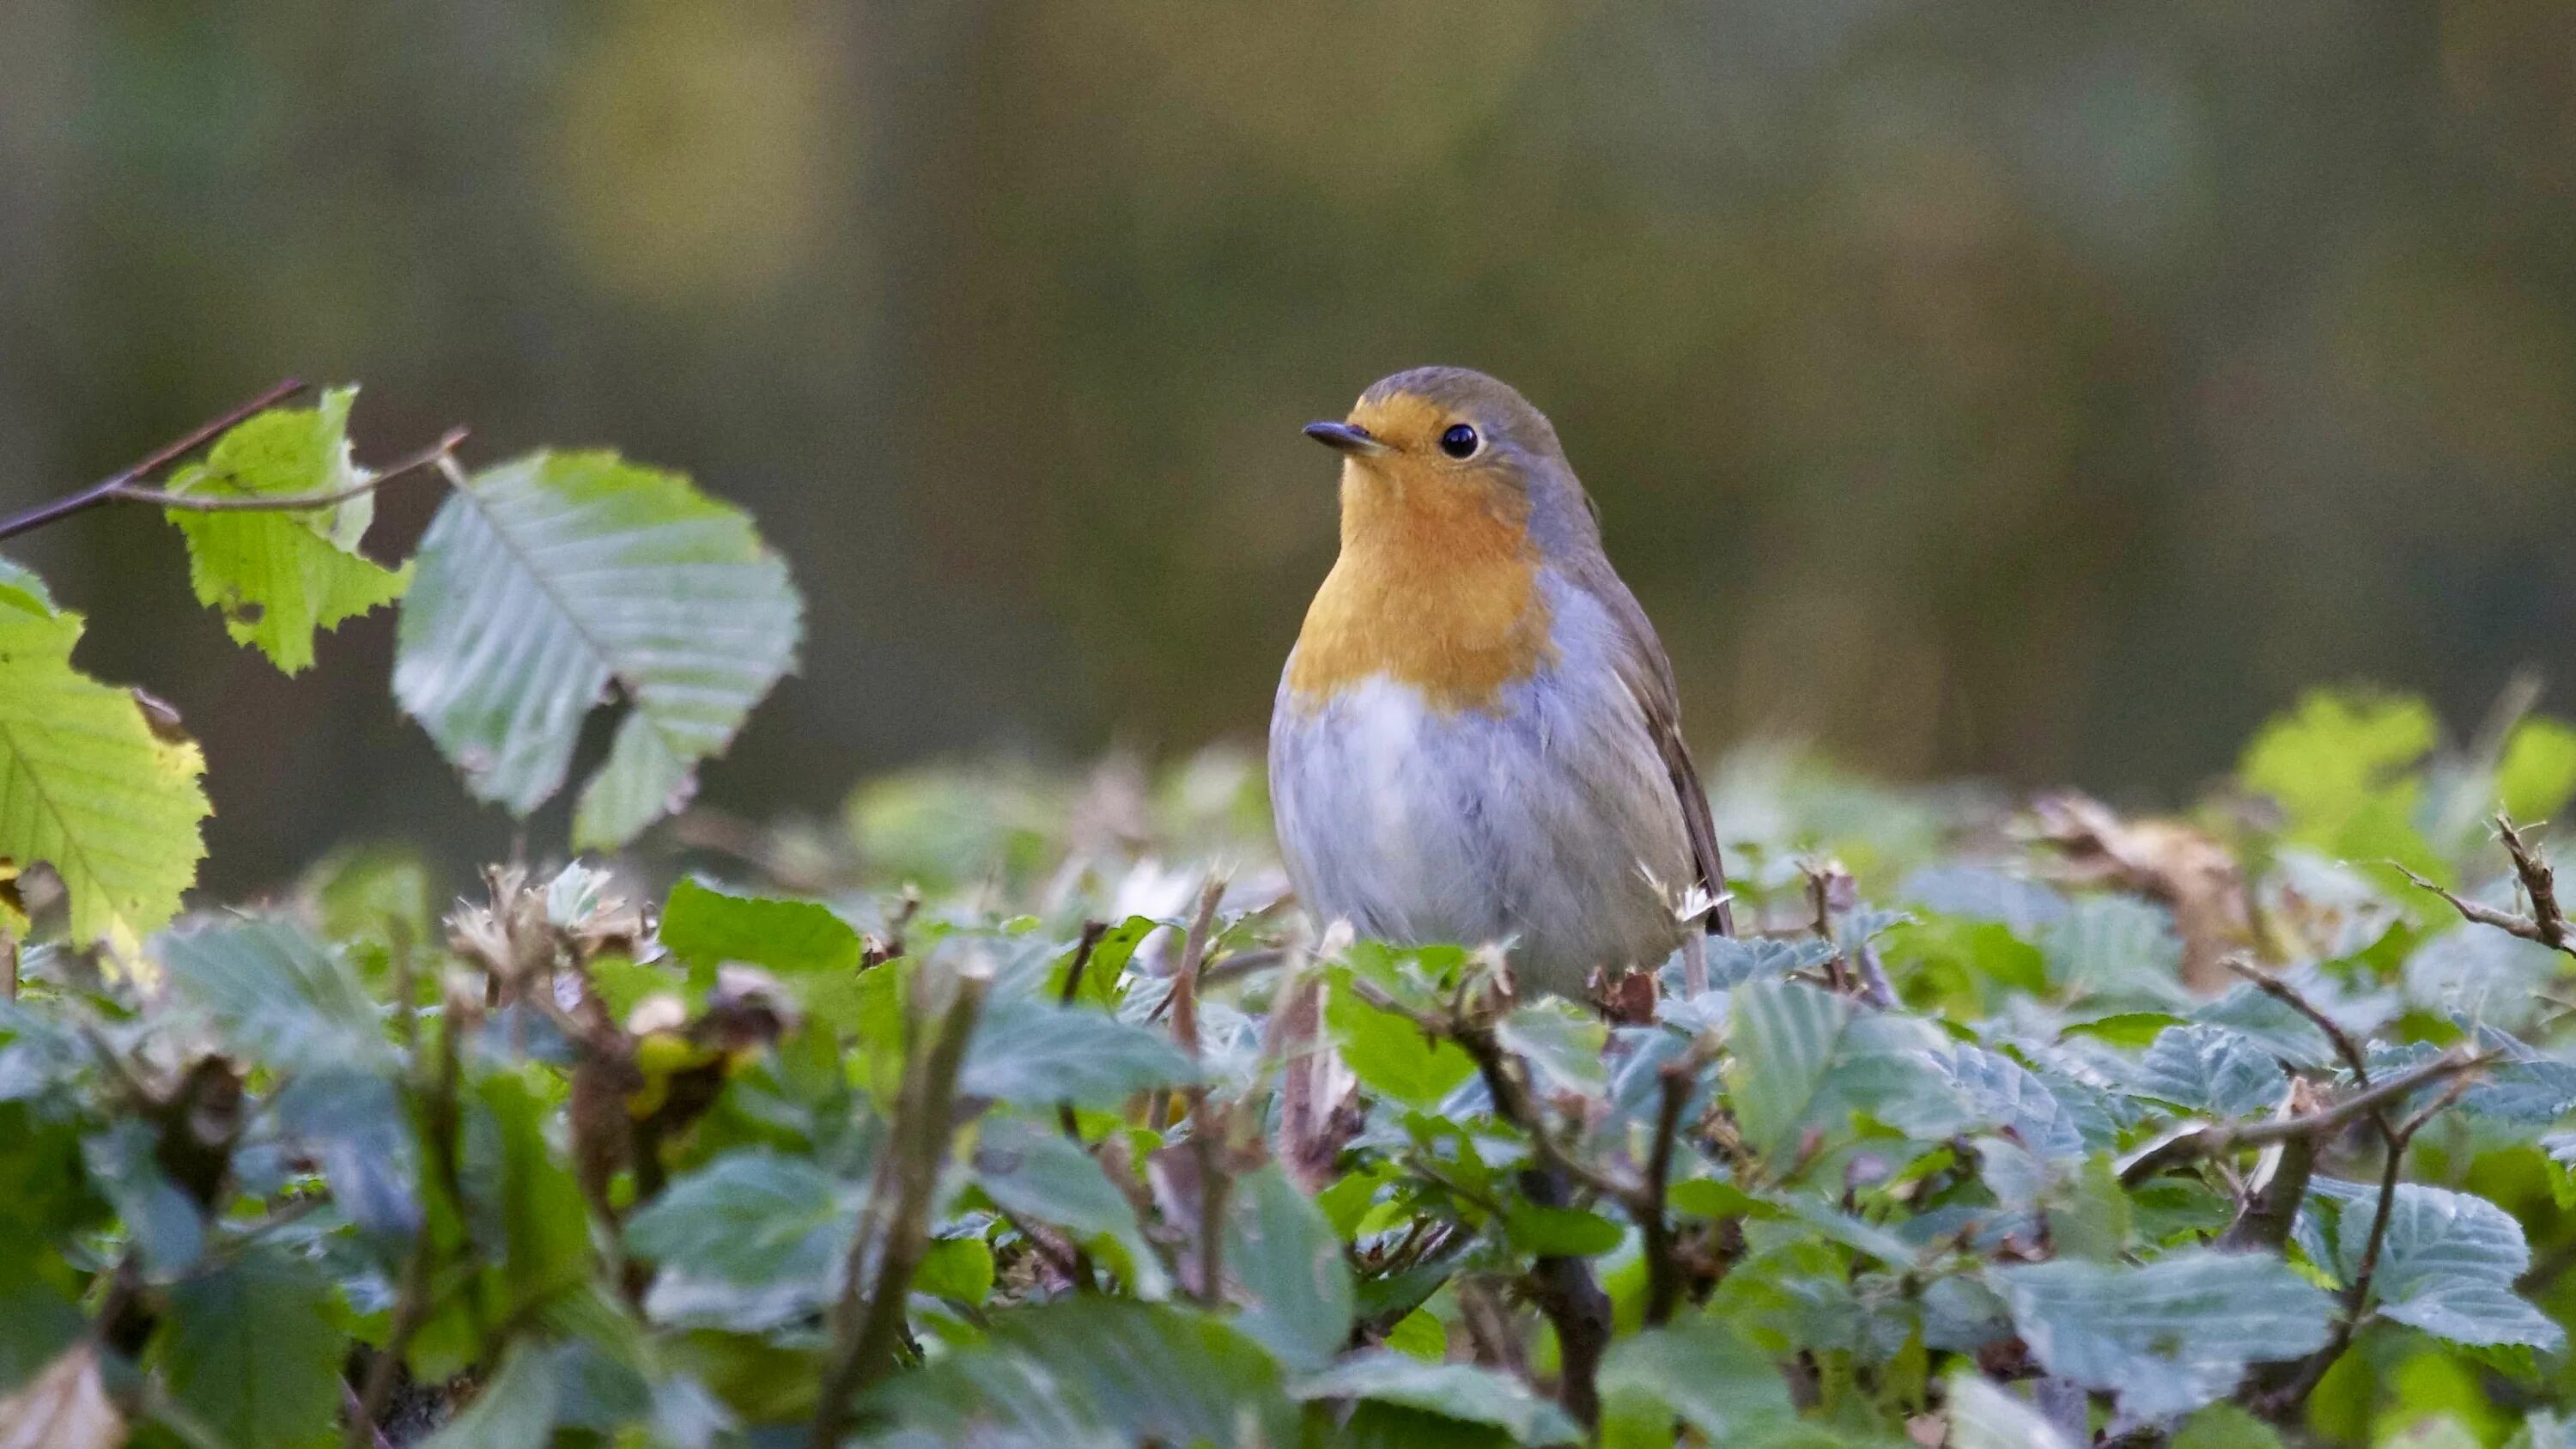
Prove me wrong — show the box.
[1599,1317,1796,1447]
[624,1149,854,1287]
[151,1244,348,1449]
[972,1115,1170,1298]
[419,1338,561,1449]
[659,878,860,975]
[392,450,801,849]
[163,387,410,674]
[2134,1024,2289,1118]
[1325,972,1476,1108]
[0,574,208,943]
[961,997,1197,1109]
[1945,1373,2078,1449]
[158,917,392,1075]
[1994,1249,2335,1421]
[1293,1354,1579,1446]
[2308,1178,2564,1350]
[2239,690,2439,876]
[1724,978,1852,1160]
[1225,1164,1354,1371]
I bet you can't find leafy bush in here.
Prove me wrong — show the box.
[5,387,2576,1448]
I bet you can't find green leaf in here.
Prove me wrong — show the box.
[2041,895,2190,1007]
[467,1070,594,1316]
[660,878,860,975]
[151,1244,348,1449]
[1724,978,1851,1160]
[1948,1045,2086,1160]
[2500,718,2576,824]
[1993,1248,2335,1421]
[0,578,209,943]
[973,1116,1168,1298]
[1495,1001,1607,1096]
[1325,974,1475,1108]
[2171,1402,2290,1449]
[857,1299,1294,1446]
[2240,689,2439,874]
[392,449,802,849]
[2135,1024,2288,1117]
[1294,1354,1581,1446]
[1225,1164,1354,1371]
[961,997,1196,1109]
[420,1338,561,1449]
[2309,1178,2564,1350]
[164,387,410,674]
[1598,1317,1795,1446]
[624,1149,853,1286]
[919,1236,996,1305]
[158,917,392,1075]
[1504,1203,1625,1257]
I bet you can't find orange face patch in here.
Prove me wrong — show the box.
[1286,412,1554,713]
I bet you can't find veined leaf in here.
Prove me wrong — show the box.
[151,1244,348,1449]
[159,917,392,1075]
[1724,978,1851,1160]
[1599,1317,1795,1446]
[1225,1164,1353,1372]
[2135,1023,2288,1118]
[1946,1373,2078,1449]
[0,575,208,943]
[2307,1178,2564,1350]
[392,450,801,849]
[1994,1249,2335,1421]
[962,997,1197,1109]
[164,387,410,674]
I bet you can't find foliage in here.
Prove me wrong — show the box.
[8,392,2576,1447]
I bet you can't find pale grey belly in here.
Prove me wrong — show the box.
[1268,668,1692,995]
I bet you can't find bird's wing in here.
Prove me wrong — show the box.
[1576,556,1735,937]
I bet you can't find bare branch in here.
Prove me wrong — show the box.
[812,968,987,1449]
[114,427,469,514]
[2118,1050,2493,1188]
[2398,816,2573,959]
[0,379,305,543]
[1638,1061,1696,1326]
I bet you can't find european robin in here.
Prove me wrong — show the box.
[1270,367,1735,997]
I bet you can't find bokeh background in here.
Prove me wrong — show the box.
[3,0,2573,892]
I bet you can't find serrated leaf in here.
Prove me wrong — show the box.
[0,580,208,943]
[159,917,392,1075]
[1948,1045,2086,1160]
[1295,1354,1581,1446]
[2307,1178,2563,1350]
[152,1244,347,1449]
[392,450,801,849]
[2405,923,2561,1030]
[1225,1164,1353,1370]
[2135,1024,2288,1118]
[164,388,410,674]
[1994,1248,2335,1421]
[1725,978,1852,1160]
[962,997,1197,1109]
[1495,1000,1606,1096]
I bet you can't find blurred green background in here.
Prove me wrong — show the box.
[3,0,2573,892]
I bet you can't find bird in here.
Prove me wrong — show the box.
[1269,366,1733,999]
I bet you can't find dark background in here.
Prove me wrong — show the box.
[3,1,2573,892]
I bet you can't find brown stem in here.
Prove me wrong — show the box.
[1170,877,1228,1306]
[1055,920,1108,1142]
[812,969,987,1449]
[120,427,467,513]
[2398,816,2573,959]
[1639,1062,1692,1326]
[0,379,304,543]
[2117,1050,2489,1188]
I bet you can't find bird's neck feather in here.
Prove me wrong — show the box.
[1287,464,1554,712]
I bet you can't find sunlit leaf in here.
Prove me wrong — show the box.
[1994,1248,2335,1421]
[392,450,801,849]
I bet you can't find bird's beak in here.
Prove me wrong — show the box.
[1303,421,1388,457]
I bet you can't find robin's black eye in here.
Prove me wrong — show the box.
[1438,423,1479,459]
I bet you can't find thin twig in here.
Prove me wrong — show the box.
[2117,1050,2492,1188]
[812,968,987,1449]
[1170,877,1229,1307]
[118,427,468,513]
[0,379,304,543]
[2398,815,2573,959]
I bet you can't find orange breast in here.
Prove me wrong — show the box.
[1285,460,1554,713]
